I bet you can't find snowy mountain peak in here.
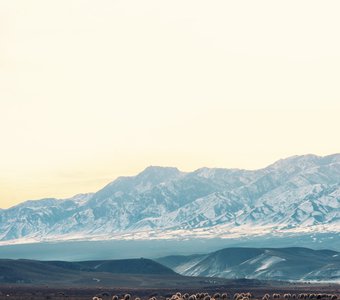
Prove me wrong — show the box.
[267,154,320,170]
[136,166,182,181]
[268,153,340,171]
[139,165,181,174]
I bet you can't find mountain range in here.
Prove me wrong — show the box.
[0,154,339,244]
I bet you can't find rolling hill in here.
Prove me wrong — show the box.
[156,247,340,282]
[0,258,261,288]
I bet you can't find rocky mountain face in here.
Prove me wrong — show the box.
[156,247,340,282]
[0,154,339,243]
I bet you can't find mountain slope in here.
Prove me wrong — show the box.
[0,258,271,289]
[0,154,339,243]
[0,258,177,285]
[156,247,340,282]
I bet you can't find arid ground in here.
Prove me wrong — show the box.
[0,282,339,300]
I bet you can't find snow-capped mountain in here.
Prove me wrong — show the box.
[156,247,340,282]
[0,154,339,243]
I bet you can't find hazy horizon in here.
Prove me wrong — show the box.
[1,0,340,208]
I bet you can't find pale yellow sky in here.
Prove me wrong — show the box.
[1,0,340,208]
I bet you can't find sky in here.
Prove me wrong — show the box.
[1,0,340,208]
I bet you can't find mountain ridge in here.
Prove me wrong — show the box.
[0,154,339,243]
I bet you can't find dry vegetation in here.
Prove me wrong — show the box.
[91,291,338,300]
[0,287,338,300]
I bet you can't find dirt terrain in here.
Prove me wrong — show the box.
[0,282,339,300]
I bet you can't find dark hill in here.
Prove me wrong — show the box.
[0,258,176,286]
[79,258,176,274]
[0,258,266,288]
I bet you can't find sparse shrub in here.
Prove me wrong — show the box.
[263,294,270,300]
[124,294,131,300]
[237,294,245,300]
